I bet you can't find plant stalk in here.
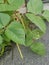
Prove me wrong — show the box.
[17,44,23,59]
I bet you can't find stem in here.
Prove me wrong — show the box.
[4,0,9,4]
[17,44,23,59]
[4,0,7,3]
[11,45,14,60]
[14,12,24,59]
[0,47,4,56]
[17,13,26,30]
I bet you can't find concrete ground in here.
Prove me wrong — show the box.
[0,3,49,65]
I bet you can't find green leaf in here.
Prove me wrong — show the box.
[0,13,10,29]
[42,10,49,22]
[25,29,43,46]
[8,0,14,4]
[30,42,45,55]
[25,29,33,46]
[0,35,3,45]
[27,0,43,14]
[32,29,43,40]
[26,13,46,33]
[0,0,4,3]
[5,21,25,45]
[2,34,10,42]
[0,0,24,11]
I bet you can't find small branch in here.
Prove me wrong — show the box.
[4,0,9,4]
[17,44,23,59]
[4,0,7,3]
[17,13,26,30]
[0,47,4,56]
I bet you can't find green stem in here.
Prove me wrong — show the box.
[0,47,4,56]
[17,44,23,59]
[17,13,26,30]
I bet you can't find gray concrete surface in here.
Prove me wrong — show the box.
[0,3,49,65]
[44,3,49,10]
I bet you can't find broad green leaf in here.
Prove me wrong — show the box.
[2,34,10,42]
[0,0,4,3]
[30,42,45,55]
[8,0,14,4]
[25,29,43,46]
[0,35,3,45]
[42,10,49,22]
[5,21,25,45]
[32,29,43,40]
[0,0,24,11]
[25,29,33,46]
[26,13,46,33]
[27,0,43,14]
[0,13,10,29]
